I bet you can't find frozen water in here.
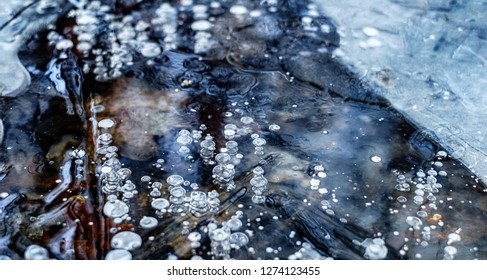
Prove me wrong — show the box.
[317,0,487,181]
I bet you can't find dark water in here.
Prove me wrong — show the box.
[0,0,486,260]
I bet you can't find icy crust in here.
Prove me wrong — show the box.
[0,0,71,96]
[316,0,487,182]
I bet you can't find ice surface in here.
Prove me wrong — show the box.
[315,0,487,181]
[0,0,69,96]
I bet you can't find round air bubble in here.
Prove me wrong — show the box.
[177,134,193,146]
[24,245,49,260]
[167,175,184,186]
[215,153,231,163]
[416,211,428,218]
[250,175,267,188]
[141,175,151,182]
[370,155,381,163]
[139,216,158,229]
[406,216,422,229]
[268,124,280,131]
[117,168,132,180]
[56,39,74,50]
[140,42,161,58]
[229,5,248,15]
[170,186,186,197]
[188,232,202,242]
[224,129,236,137]
[362,27,379,37]
[225,217,243,231]
[448,233,461,244]
[413,196,424,205]
[209,228,230,242]
[111,231,142,251]
[310,178,320,187]
[437,151,447,158]
[252,167,264,175]
[240,116,254,124]
[229,232,249,247]
[71,148,86,158]
[103,199,129,218]
[151,198,170,210]
[98,119,115,129]
[105,249,132,260]
[191,20,212,31]
[252,138,266,146]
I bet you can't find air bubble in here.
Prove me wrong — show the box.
[413,196,424,205]
[98,119,115,129]
[191,20,212,31]
[105,249,132,260]
[240,116,254,124]
[167,175,184,186]
[397,196,407,203]
[141,175,151,182]
[447,233,461,244]
[370,155,381,163]
[151,198,170,210]
[406,216,422,229]
[416,211,428,218]
[103,199,129,218]
[117,168,132,180]
[177,134,193,146]
[139,216,158,229]
[437,151,447,158]
[72,149,86,158]
[269,124,280,131]
[111,231,142,251]
[253,138,266,146]
[140,42,161,58]
[362,238,387,260]
[24,245,49,260]
[226,217,243,231]
[56,39,74,50]
[210,228,230,242]
[229,232,249,248]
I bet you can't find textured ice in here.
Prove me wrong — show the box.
[0,0,69,96]
[316,0,487,181]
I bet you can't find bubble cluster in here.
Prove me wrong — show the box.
[252,134,266,156]
[189,191,208,217]
[395,174,410,191]
[288,243,327,260]
[361,238,388,260]
[250,167,268,204]
[209,227,231,259]
[200,135,216,165]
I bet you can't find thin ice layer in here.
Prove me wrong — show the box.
[0,0,68,96]
[316,0,487,181]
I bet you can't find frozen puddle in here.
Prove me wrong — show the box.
[0,0,486,260]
